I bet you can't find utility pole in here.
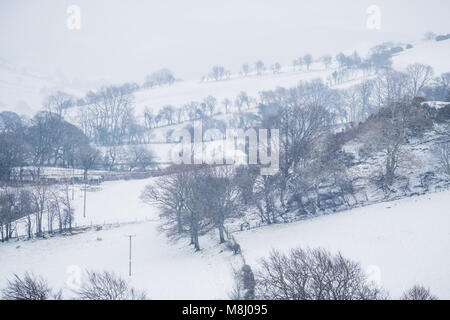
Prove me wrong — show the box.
[83,178,87,218]
[125,235,136,276]
[72,166,75,200]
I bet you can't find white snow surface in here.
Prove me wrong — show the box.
[0,177,239,299]
[1,176,449,299]
[235,189,450,299]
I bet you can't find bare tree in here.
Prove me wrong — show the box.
[2,273,60,300]
[437,142,450,179]
[222,98,232,114]
[406,63,434,97]
[87,86,135,145]
[303,54,313,71]
[401,285,438,300]
[209,65,228,81]
[145,68,175,87]
[127,145,155,172]
[31,182,48,236]
[321,55,332,69]
[43,91,73,119]
[255,60,265,75]
[141,166,192,236]
[76,144,100,180]
[241,63,251,76]
[203,96,217,116]
[75,271,147,300]
[271,62,281,74]
[235,91,251,112]
[255,247,387,300]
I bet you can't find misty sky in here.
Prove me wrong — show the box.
[1,0,449,84]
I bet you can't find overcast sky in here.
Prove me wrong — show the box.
[1,0,449,84]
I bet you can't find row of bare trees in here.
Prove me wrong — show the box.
[0,182,74,242]
[142,92,257,131]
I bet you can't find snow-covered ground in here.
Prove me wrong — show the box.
[0,176,239,299]
[392,40,450,75]
[0,59,86,116]
[1,175,449,299]
[235,189,450,299]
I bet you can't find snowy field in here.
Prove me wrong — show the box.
[392,40,450,75]
[0,177,239,299]
[235,189,450,299]
[1,176,449,299]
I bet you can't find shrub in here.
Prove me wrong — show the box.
[401,285,438,300]
[75,271,147,300]
[2,273,61,300]
[255,247,387,300]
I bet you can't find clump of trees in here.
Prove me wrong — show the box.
[437,142,450,179]
[144,68,175,87]
[0,110,96,182]
[1,273,61,300]
[208,65,231,81]
[0,182,75,241]
[141,165,244,251]
[400,285,438,300]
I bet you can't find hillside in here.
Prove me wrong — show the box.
[1,176,449,299]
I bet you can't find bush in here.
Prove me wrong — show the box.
[75,271,147,300]
[2,273,61,300]
[255,247,387,300]
[401,285,438,300]
[389,46,404,55]
[406,44,413,49]
[230,264,256,300]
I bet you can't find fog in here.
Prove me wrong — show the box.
[1,0,449,84]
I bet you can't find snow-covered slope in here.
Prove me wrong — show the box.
[0,58,86,116]
[392,40,450,75]
[1,176,449,299]
[235,189,450,299]
[0,176,239,299]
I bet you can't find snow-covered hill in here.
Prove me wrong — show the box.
[392,40,450,74]
[1,176,449,299]
[0,58,87,116]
